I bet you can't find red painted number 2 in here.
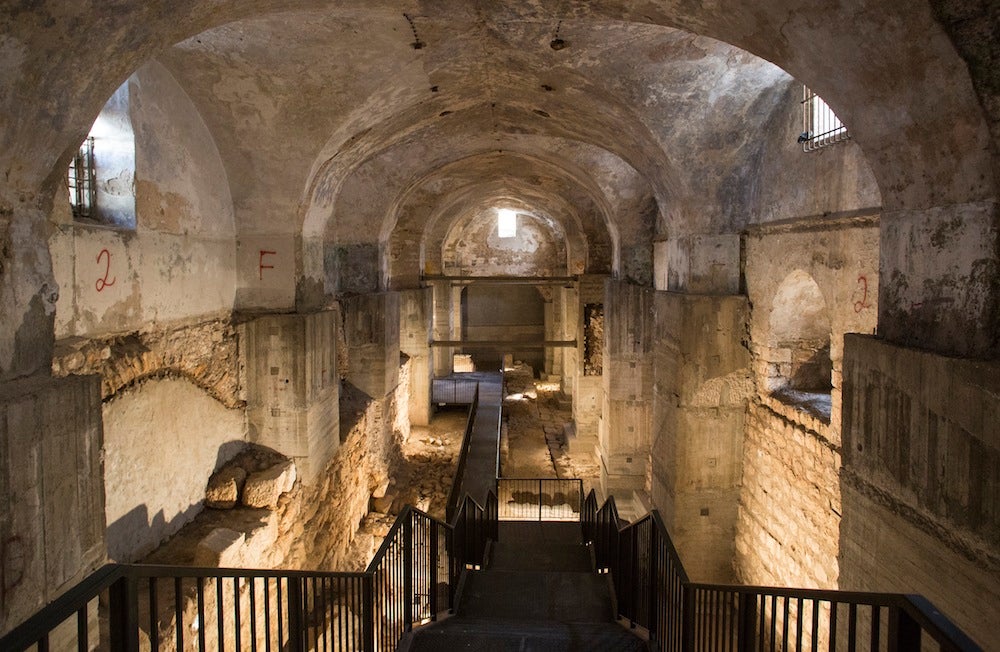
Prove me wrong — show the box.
[95,248,116,292]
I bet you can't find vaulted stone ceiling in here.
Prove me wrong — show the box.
[1,0,993,281]
[155,6,789,254]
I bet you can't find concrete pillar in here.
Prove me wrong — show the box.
[399,288,432,426]
[878,202,998,357]
[342,292,401,399]
[600,280,654,495]
[572,276,606,451]
[0,374,106,635]
[241,310,339,482]
[651,292,751,583]
[543,296,555,378]
[560,285,579,392]
[431,280,453,377]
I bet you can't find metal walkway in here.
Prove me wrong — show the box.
[443,371,503,507]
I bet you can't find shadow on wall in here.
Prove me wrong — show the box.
[105,439,246,563]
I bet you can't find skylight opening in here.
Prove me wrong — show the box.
[497,208,517,238]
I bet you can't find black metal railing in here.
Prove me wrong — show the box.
[0,495,499,652]
[445,385,481,522]
[431,377,480,405]
[582,489,982,652]
[496,477,583,521]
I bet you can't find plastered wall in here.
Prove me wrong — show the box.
[51,61,237,339]
[103,377,245,562]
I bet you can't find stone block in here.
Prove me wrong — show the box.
[370,492,396,514]
[243,460,297,508]
[194,528,245,567]
[205,465,248,509]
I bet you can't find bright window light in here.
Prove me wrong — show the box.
[497,208,517,238]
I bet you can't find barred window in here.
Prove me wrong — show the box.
[800,87,848,151]
[68,136,97,219]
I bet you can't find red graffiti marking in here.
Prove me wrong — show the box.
[853,275,871,313]
[95,248,116,292]
[259,250,277,280]
[910,302,924,311]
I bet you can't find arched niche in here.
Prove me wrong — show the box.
[766,270,833,419]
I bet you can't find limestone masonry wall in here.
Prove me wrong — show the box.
[52,317,240,407]
[735,400,841,590]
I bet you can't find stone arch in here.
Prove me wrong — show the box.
[766,270,832,397]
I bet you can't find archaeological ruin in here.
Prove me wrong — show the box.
[0,0,998,649]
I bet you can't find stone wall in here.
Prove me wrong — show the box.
[744,216,880,441]
[0,375,105,636]
[241,310,340,482]
[50,61,237,340]
[735,398,841,589]
[651,292,751,582]
[600,280,654,494]
[839,334,999,649]
[51,317,241,407]
[103,377,246,562]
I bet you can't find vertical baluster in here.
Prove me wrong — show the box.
[847,603,856,652]
[758,595,766,652]
[828,602,837,652]
[233,577,242,652]
[870,605,880,651]
[196,577,207,652]
[276,577,284,648]
[76,604,88,652]
[264,578,272,652]
[174,577,184,651]
[810,600,819,652]
[782,596,789,652]
[147,577,158,651]
[249,578,257,652]
[216,576,226,652]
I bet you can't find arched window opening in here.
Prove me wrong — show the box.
[68,78,136,229]
[767,270,832,421]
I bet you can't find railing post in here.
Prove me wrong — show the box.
[403,512,414,632]
[738,592,757,652]
[286,576,305,652]
[430,521,439,621]
[539,479,543,521]
[362,574,375,651]
[108,571,139,652]
[682,585,696,652]
[888,605,921,652]
[648,522,658,641]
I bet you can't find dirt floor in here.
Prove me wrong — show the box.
[341,363,601,569]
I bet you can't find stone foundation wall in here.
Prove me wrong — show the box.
[735,399,841,589]
[51,317,240,408]
[651,292,751,583]
[839,334,1000,649]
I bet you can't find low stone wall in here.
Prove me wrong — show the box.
[734,399,841,589]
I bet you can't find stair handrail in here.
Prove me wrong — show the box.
[0,490,501,652]
[582,489,982,652]
[445,383,481,522]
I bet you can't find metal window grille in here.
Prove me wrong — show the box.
[801,87,848,151]
[68,136,96,218]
